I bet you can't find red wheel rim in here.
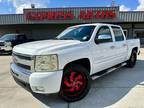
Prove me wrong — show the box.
[61,70,87,97]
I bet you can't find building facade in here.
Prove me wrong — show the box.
[0,6,144,44]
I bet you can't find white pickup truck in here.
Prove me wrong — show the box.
[10,23,140,102]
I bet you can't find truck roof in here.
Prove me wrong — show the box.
[70,23,121,28]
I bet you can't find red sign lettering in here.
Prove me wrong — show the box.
[79,10,116,20]
[26,10,116,20]
[26,11,74,20]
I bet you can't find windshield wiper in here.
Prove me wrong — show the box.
[51,37,59,40]
[59,37,75,40]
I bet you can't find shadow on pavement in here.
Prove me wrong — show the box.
[0,53,11,56]
[17,59,144,108]
[69,59,144,108]
[32,93,68,108]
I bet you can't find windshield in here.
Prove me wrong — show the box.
[0,34,16,41]
[56,26,95,41]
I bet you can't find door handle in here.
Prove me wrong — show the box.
[110,46,115,49]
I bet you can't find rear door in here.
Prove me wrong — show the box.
[92,25,117,73]
[111,26,127,63]
[17,35,27,43]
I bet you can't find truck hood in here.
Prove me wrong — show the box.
[0,40,5,42]
[0,39,11,42]
[13,40,82,55]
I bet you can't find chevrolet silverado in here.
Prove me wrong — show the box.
[10,23,140,102]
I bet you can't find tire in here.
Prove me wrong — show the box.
[59,64,91,102]
[126,50,137,68]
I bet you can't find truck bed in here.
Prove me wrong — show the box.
[126,38,140,60]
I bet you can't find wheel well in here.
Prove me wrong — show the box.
[132,47,138,53]
[63,58,91,73]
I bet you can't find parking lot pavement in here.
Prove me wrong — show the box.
[0,49,144,108]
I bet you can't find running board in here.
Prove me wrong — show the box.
[91,63,127,80]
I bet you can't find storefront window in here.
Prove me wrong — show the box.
[136,31,144,45]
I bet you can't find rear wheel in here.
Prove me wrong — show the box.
[59,64,91,102]
[126,50,137,68]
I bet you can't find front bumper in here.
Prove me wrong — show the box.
[0,46,12,52]
[10,63,63,94]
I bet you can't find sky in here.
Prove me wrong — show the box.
[0,0,143,14]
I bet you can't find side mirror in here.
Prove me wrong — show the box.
[95,34,112,44]
[82,35,89,41]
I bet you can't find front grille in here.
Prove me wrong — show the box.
[12,52,34,71]
[13,53,32,60]
[15,62,31,70]
[0,42,4,46]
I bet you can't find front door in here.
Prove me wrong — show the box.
[91,25,116,74]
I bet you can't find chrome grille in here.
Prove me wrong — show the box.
[12,52,34,71]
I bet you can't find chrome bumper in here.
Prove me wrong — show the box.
[0,46,12,51]
[10,63,31,84]
[10,63,63,94]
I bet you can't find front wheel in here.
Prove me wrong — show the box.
[126,50,137,68]
[59,64,91,102]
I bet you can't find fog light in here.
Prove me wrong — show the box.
[32,86,45,92]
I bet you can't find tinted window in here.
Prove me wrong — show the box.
[95,26,113,43]
[123,30,127,37]
[112,27,124,41]
[56,26,95,41]
[18,35,27,40]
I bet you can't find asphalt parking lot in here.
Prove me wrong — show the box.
[0,49,144,108]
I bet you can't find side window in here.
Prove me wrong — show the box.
[10,35,16,40]
[18,35,26,40]
[95,26,113,44]
[123,30,127,38]
[112,26,124,41]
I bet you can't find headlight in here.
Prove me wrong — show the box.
[5,42,11,47]
[35,55,58,72]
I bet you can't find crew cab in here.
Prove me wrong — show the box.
[10,23,140,102]
[0,34,34,54]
